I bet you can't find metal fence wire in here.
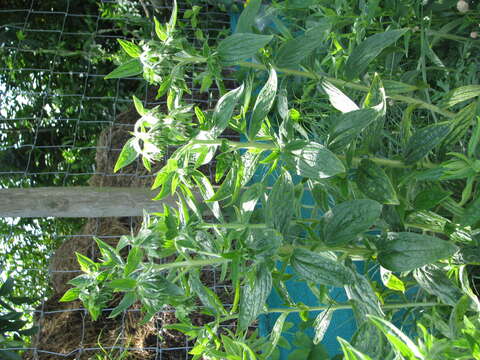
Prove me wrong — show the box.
[0,1,236,358]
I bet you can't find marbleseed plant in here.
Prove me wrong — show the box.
[62,1,480,359]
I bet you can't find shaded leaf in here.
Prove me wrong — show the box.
[328,108,380,151]
[275,22,330,68]
[239,263,272,330]
[404,123,450,164]
[114,138,138,172]
[413,265,462,306]
[378,232,458,272]
[345,29,408,79]
[218,33,273,66]
[355,159,399,205]
[265,170,295,235]
[284,142,345,180]
[248,68,277,139]
[105,58,143,79]
[368,315,423,359]
[235,0,261,33]
[442,85,480,108]
[108,292,136,318]
[323,199,382,246]
[313,309,333,344]
[291,248,354,287]
[211,84,244,137]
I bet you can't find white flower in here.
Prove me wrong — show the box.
[457,0,469,13]
[471,31,478,39]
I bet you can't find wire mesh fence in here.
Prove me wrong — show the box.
[0,1,236,358]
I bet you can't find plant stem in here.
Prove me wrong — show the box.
[153,257,229,271]
[191,139,435,169]
[237,61,456,119]
[191,139,276,150]
[267,301,443,314]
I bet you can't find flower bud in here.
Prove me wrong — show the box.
[457,0,469,13]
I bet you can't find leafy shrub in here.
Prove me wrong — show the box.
[64,0,480,358]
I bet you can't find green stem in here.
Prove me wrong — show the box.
[237,61,455,119]
[153,257,229,271]
[191,139,276,150]
[191,139,435,169]
[267,301,443,314]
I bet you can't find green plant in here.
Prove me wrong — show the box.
[63,0,480,358]
[89,332,132,360]
[0,277,38,360]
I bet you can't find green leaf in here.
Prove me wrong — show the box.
[265,170,295,235]
[338,338,373,360]
[321,81,359,113]
[239,183,264,224]
[211,84,244,137]
[117,38,141,58]
[442,85,480,108]
[108,292,136,318]
[0,277,14,297]
[108,278,137,291]
[167,0,178,34]
[235,0,261,33]
[192,171,222,220]
[217,33,273,66]
[152,158,178,190]
[355,159,399,205]
[460,196,480,226]
[404,123,451,164]
[75,252,97,273]
[413,186,451,210]
[380,267,405,292]
[344,29,408,79]
[345,271,383,318]
[59,288,80,302]
[239,263,272,330]
[188,272,226,315]
[124,247,142,277]
[275,22,330,68]
[378,232,458,272]
[114,138,138,172]
[265,312,289,357]
[105,58,143,79]
[313,309,333,344]
[284,142,345,180]
[442,101,477,147]
[68,274,90,287]
[413,265,463,306]
[405,210,449,233]
[95,237,123,265]
[368,315,423,359]
[383,80,419,94]
[207,168,236,202]
[291,248,354,287]
[0,350,22,360]
[328,108,380,151]
[248,68,277,140]
[154,17,168,41]
[132,95,146,116]
[323,199,382,246]
[245,228,282,260]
